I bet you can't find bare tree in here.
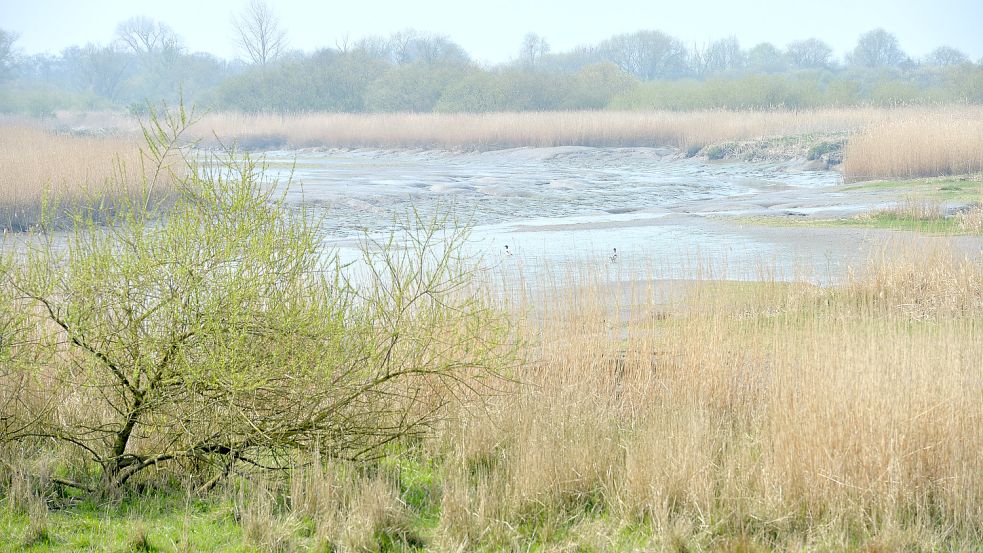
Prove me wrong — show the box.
[705,36,744,74]
[598,30,688,80]
[926,46,969,67]
[410,33,469,65]
[519,32,550,67]
[849,28,908,68]
[63,44,132,100]
[0,29,17,81]
[232,0,287,66]
[786,38,833,69]
[116,17,182,57]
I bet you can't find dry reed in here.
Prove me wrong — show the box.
[427,244,983,549]
[193,106,983,182]
[843,112,983,180]
[192,107,956,151]
[3,241,980,549]
[0,125,147,229]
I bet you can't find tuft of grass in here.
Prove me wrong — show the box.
[125,523,157,552]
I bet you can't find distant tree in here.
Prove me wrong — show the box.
[540,45,601,73]
[0,29,17,81]
[519,32,550,67]
[925,46,969,67]
[564,62,638,108]
[364,63,468,111]
[695,36,744,75]
[232,0,287,66]
[386,29,418,64]
[786,38,833,69]
[62,44,132,100]
[746,42,787,73]
[405,32,469,65]
[352,35,392,61]
[116,17,182,57]
[849,28,908,68]
[598,30,689,80]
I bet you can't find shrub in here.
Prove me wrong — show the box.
[706,142,735,160]
[806,139,843,161]
[2,104,511,494]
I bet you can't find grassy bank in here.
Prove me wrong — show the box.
[731,174,983,235]
[3,248,982,551]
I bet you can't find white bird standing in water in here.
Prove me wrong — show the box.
[610,248,618,262]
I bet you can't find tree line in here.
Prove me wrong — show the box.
[1,1,981,115]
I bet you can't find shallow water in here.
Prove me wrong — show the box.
[261,147,857,282]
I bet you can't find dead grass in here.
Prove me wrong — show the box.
[957,205,983,233]
[426,244,983,549]
[193,106,983,182]
[843,112,983,181]
[0,125,147,230]
[2,243,981,549]
[191,107,959,152]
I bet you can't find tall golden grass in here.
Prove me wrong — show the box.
[421,246,983,549]
[204,245,983,550]
[192,107,929,151]
[3,106,981,229]
[843,113,983,180]
[0,126,146,229]
[193,106,983,181]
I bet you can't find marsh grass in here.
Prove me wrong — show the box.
[843,114,983,180]
[3,244,981,550]
[425,248,983,550]
[0,125,150,230]
[3,105,983,550]
[191,107,970,152]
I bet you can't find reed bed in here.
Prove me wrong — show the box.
[192,107,932,151]
[3,240,981,549]
[0,126,146,230]
[420,246,983,549]
[843,112,983,180]
[212,246,983,550]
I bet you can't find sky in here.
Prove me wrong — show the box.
[2,0,982,65]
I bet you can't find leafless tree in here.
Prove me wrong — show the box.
[0,29,17,81]
[926,46,969,67]
[232,0,287,66]
[519,32,550,67]
[848,28,908,68]
[116,16,182,57]
[786,38,834,69]
[599,31,688,80]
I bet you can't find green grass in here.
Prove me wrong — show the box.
[0,494,245,552]
[730,213,973,234]
[839,174,983,202]
[729,173,983,235]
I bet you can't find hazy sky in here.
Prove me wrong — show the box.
[2,0,982,64]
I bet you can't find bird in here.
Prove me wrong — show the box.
[610,248,618,262]
[504,245,513,256]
